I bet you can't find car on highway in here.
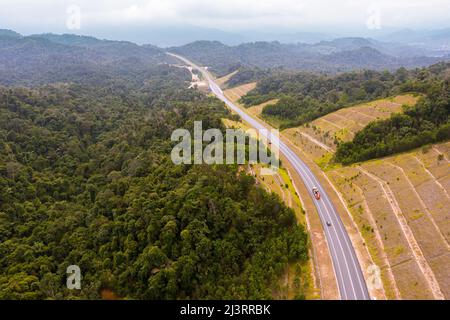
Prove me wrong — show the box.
[312,187,321,200]
[326,221,332,227]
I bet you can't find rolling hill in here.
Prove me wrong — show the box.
[0,31,177,86]
[170,38,447,76]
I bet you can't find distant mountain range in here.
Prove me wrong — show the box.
[0,28,449,85]
[378,28,450,52]
[0,30,176,86]
[57,23,450,50]
[86,24,450,53]
[169,38,448,76]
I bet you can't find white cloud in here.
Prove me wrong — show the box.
[0,0,449,34]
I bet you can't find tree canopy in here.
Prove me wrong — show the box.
[0,75,308,299]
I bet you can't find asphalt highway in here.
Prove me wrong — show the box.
[168,53,371,300]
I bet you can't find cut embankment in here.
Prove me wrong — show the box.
[328,143,450,299]
[283,94,420,162]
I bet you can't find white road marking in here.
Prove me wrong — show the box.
[168,52,371,300]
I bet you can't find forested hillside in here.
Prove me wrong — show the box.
[0,31,177,86]
[0,66,308,299]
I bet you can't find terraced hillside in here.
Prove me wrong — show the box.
[283,95,420,162]
[328,143,450,299]
[280,92,449,299]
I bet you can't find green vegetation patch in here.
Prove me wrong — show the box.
[0,81,308,300]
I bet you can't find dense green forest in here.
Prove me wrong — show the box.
[0,32,178,86]
[0,69,308,299]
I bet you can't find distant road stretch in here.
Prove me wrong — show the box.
[168,53,371,300]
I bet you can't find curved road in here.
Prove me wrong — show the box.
[168,53,371,300]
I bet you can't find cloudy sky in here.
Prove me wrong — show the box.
[1,0,449,43]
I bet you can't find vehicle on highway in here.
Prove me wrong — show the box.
[326,221,332,227]
[312,187,321,200]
